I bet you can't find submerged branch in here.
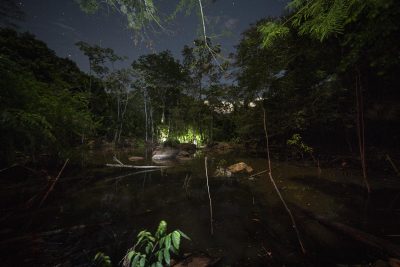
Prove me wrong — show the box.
[297,206,400,258]
[262,107,306,254]
[38,158,69,207]
[204,156,214,235]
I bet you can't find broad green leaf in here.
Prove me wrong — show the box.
[159,236,165,246]
[157,250,163,262]
[171,231,180,250]
[165,234,171,250]
[127,251,135,262]
[178,230,191,240]
[163,248,170,265]
[145,242,153,254]
[139,256,145,267]
[131,253,140,267]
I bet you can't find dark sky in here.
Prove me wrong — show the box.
[18,0,288,72]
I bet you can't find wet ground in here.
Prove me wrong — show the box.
[1,147,399,266]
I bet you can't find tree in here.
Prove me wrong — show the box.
[0,29,97,165]
[132,51,188,142]
[248,0,400,192]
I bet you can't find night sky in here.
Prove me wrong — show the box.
[18,0,288,72]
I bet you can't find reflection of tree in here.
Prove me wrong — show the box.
[0,0,25,28]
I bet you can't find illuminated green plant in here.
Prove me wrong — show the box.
[287,133,313,158]
[122,220,190,267]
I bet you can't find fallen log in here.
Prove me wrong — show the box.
[105,164,170,169]
[296,206,400,258]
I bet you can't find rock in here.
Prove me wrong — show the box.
[389,258,400,267]
[177,150,192,160]
[152,147,179,160]
[152,143,196,162]
[214,167,232,177]
[227,162,253,174]
[128,156,144,162]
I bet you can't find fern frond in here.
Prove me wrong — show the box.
[258,22,290,48]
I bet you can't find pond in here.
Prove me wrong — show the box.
[1,147,400,266]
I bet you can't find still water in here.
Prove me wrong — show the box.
[1,147,399,266]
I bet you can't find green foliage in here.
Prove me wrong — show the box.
[260,0,394,46]
[258,22,290,48]
[169,0,198,19]
[287,134,313,157]
[122,220,190,267]
[75,0,99,13]
[0,28,99,164]
[93,252,112,267]
[289,0,349,40]
[76,0,160,42]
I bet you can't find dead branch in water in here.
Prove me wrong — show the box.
[248,169,268,179]
[262,107,306,254]
[204,157,214,235]
[355,71,370,193]
[297,206,400,258]
[386,154,400,177]
[38,158,69,207]
[105,164,170,169]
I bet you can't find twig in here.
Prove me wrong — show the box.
[0,164,18,173]
[39,159,69,207]
[386,154,400,177]
[249,169,268,179]
[113,155,124,165]
[197,0,224,71]
[262,107,306,254]
[204,156,214,235]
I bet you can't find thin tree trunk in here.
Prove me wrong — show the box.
[150,105,154,143]
[117,91,129,143]
[144,89,148,142]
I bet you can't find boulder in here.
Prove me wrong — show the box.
[177,150,192,160]
[152,147,180,160]
[227,162,253,174]
[214,167,232,177]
